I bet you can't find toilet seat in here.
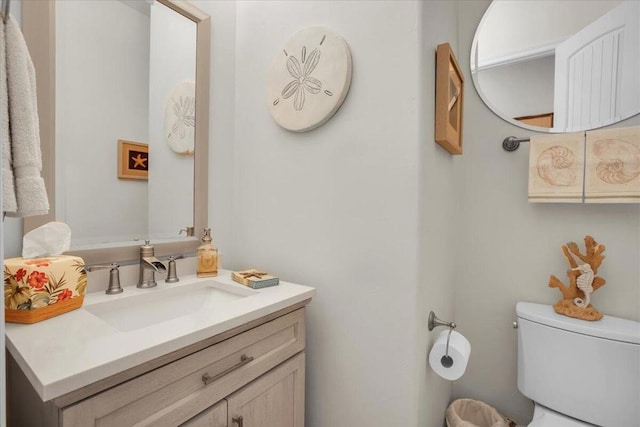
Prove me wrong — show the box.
[528,404,597,427]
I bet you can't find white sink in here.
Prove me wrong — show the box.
[85,280,255,332]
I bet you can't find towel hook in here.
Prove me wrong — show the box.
[428,311,456,331]
[502,136,530,152]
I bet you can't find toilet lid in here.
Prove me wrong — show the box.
[529,405,596,427]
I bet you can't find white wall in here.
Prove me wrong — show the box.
[418,2,462,425]
[147,2,196,238]
[477,56,554,119]
[228,1,456,425]
[455,1,640,424]
[56,0,149,245]
[478,0,621,60]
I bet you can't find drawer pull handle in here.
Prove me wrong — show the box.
[201,354,254,385]
[232,415,244,426]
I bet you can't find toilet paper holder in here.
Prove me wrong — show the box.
[428,311,456,331]
[428,311,458,369]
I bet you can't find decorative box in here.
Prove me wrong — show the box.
[4,255,87,324]
[232,269,279,289]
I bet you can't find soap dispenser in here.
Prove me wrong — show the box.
[197,228,218,277]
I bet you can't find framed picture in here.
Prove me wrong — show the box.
[118,140,149,180]
[435,43,464,155]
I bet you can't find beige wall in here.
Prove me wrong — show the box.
[454,1,640,424]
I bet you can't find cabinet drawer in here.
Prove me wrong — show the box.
[61,308,305,427]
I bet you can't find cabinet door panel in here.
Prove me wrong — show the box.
[227,353,305,427]
[181,400,227,427]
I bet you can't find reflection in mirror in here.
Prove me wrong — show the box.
[23,0,210,265]
[56,0,195,248]
[471,0,640,133]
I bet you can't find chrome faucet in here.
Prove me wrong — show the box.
[137,240,167,288]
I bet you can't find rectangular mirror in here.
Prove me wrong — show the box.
[22,0,210,265]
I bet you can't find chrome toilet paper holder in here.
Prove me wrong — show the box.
[428,311,457,368]
[428,311,456,331]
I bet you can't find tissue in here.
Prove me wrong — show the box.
[22,222,71,259]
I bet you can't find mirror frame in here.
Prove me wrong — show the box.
[22,0,210,265]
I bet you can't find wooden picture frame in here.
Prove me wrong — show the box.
[118,140,149,180]
[435,43,464,155]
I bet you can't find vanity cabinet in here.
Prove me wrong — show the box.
[7,306,307,427]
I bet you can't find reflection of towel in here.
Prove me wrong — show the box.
[1,17,17,213]
[584,126,640,203]
[528,133,584,203]
[4,14,49,217]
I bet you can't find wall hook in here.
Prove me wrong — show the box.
[502,136,530,152]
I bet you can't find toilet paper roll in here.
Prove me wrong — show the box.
[429,329,471,380]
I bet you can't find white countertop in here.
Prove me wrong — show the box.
[5,270,315,402]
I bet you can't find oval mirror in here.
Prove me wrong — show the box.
[470,0,640,133]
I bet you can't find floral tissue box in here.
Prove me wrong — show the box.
[4,255,87,324]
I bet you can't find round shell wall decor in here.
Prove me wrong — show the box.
[164,81,196,155]
[267,27,352,132]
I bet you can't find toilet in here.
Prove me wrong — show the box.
[516,302,640,427]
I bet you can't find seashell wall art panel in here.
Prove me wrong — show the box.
[585,126,640,203]
[528,133,585,202]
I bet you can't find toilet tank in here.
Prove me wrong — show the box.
[516,302,640,427]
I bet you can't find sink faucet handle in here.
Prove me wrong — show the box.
[165,256,179,283]
[85,263,118,272]
[85,263,123,295]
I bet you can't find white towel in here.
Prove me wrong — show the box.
[4,14,49,217]
[1,16,18,214]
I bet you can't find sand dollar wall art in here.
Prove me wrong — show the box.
[165,81,196,155]
[267,27,352,132]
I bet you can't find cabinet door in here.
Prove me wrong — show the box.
[181,400,227,427]
[227,353,305,427]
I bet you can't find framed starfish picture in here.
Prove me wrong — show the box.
[118,140,149,180]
